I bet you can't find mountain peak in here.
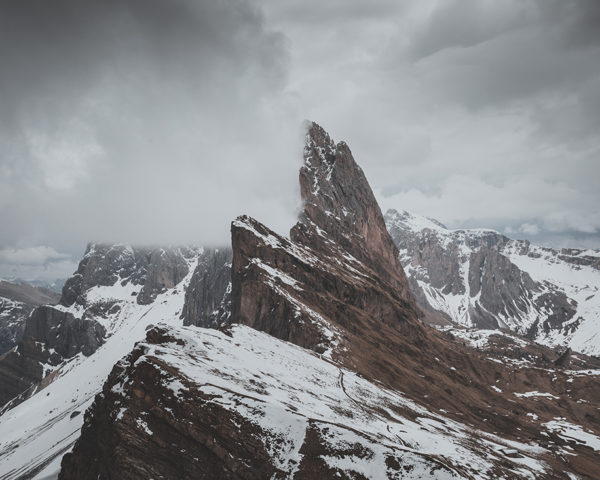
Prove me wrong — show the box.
[294,123,404,272]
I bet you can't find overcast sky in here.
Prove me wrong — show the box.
[1,0,599,281]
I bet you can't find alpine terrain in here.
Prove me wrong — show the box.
[0,280,60,355]
[0,123,598,479]
[385,210,600,356]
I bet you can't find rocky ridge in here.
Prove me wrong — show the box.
[61,324,560,480]
[0,280,60,355]
[385,209,600,355]
[0,245,208,479]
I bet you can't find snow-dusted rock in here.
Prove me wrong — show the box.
[0,281,60,354]
[385,209,600,355]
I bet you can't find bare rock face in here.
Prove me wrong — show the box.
[0,281,60,355]
[231,216,345,353]
[0,243,194,411]
[230,214,423,356]
[292,122,415,303]
[180,248,232,328]
[137,248,191,305]
[0,307,105,408]
[230,122,422,355]
[26,306,105,358]
[60,244,142,307]
[61,243,193,308]
[558,248,600,270]
[467,247,541,329]
[554,347,572,368]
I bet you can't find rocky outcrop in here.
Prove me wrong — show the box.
[0,244,196,412]
[292,123,416,303]
[137,248,191,305]
[0,281,60,354]
[559,248,600,270]
[61,243,194,308]
[26,306,105,358]
[554,347,572,368]
[230,214,422,355]
[0,307,105,408]
[61,244,141,307]
[181,248,232,328]
[467,247,538,329]
[230,122,421,355]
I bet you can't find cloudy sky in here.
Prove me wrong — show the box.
[1,0,599,281]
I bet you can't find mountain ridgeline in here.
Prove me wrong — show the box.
[0,244,230,412]
[385,209,600,356]
[0,123,599,480]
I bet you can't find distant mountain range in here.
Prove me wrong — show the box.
[385,209,600,356]
[1,278,67,293]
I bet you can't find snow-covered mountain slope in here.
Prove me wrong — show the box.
[0,239,237,479]
[0,244,199,410]
[385,209,600,356]
[0,254,199,480]
[61,324,561,479]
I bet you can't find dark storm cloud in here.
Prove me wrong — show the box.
[0,0,303,280]
[1,0,599,280]
[0,0,285,130]
[408,0,600,118]
[538,0,600,48]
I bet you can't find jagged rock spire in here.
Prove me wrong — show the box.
[292,122,416,306]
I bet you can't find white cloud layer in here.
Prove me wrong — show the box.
[0,246,69,266]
